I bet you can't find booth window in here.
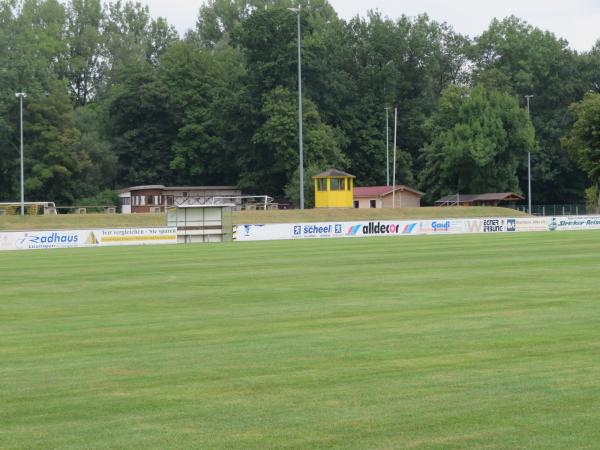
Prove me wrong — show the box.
[317,179,327,191]
[330,178,345,191]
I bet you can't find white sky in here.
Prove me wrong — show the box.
[139,0,600,52]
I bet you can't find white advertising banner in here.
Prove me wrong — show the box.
[233,216,600,242]
[0,227,177,251]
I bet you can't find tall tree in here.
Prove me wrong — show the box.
[63,0,105,105]
[472,16,595,202]
[106,63,176,186]
[419,85,535,201]
[23,85,84,204]
[158,41,235,185]
[562,92,600,186]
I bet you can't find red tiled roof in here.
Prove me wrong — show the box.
[354,185,423,198]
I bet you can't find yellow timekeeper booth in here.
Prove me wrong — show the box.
[313,169,355,208]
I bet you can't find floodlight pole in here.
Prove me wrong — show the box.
[385,107,390,186]
[289,6,304,209]
[16,92,26,216]
[392,107,397,208]
[525,94,534,215]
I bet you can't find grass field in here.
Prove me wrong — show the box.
[2,231,599,449]
[0,206,526,230]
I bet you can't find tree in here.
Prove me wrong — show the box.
[244,86,346,200]
[159,42,235,185]
[23,85,84,204]
[419,85,535,201]
[472,16,595,202]
[106,64,176,186]
[562,92,600,188]
[63,0,106,105]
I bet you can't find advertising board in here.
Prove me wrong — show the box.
[234,219,467,241]
[233,215,600,242]
[0,227,177,251]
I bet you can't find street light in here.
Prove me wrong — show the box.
[288,6,304,209]
[525,94,534,215]
[15,92,26,216]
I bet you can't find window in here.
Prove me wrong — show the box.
[354,200,359,209]
[317,179,327,191]
[347,180,352,190]
[182,192,188,197]
[330,178,345,191]
[147,195,154,205]
[121,197,131,206]
[370,200,377,208]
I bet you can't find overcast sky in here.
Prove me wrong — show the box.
[139,0,600,52]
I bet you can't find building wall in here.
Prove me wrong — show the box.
[354,191,421,209]
[381,191,421,208]
[119,192,131,214]
[130,189,164,213]
[354,198,383,209]
[122,187,242,214]
[314,177,354,208]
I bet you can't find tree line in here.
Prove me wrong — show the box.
[1,0,599,207]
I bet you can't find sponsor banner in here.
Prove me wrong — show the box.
[0,227,177,251]
[233,216,600,242]
[548,216,600,231]
[234,219,479,241]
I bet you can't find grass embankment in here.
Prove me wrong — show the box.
[234,206,527,224]
[2,231,600,448]
[0,206,526,230]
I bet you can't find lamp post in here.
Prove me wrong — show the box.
[525,94,534,215]
[385,106,390,186]
[288,6,304,209]
[392,107,397,208]
[15,92,26,216]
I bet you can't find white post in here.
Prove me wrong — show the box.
[296,8,304,209]
[385,107,390,186]
[16,92,26,216]
[392,107,397,209]
[525,94,534,215]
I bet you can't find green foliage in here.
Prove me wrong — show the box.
[562,92,600,184]
[75,188,119,207]
[158,41,233,185]
[106,63,176,185]
[420,85,535,201]
[1,0,599,207]
[24,85,83,204]
[245,86,346,198]
[472,16,596,202]
[584,185,599,213]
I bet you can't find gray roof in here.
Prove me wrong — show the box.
[313,169,355,178]
[118,185,239,194]
[435,192,525,204]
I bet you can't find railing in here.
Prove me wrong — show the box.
[511,204,590,216]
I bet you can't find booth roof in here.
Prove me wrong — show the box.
[313,169,355,178]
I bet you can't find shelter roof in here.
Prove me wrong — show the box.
[354,185,424,198]
[313,169,355,178]
[435,192,525,204]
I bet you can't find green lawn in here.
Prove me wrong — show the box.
[2,232,599,449]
